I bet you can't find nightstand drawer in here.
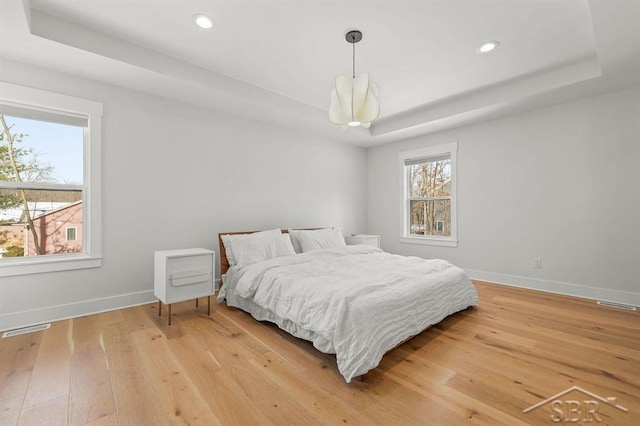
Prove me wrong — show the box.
[171,268,212,287]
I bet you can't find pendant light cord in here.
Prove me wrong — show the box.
[352,36,356,78]
[351,34,356,122]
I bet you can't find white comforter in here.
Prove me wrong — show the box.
[218,245,478,383]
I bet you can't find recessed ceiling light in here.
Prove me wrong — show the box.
[477,41,500,54]
[194,14,213,29]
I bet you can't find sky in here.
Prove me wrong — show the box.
[2,115,83,184]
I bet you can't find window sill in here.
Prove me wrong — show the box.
[400,236,458,247]
[0,254,102,277]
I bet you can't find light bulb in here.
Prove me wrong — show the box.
[477,41,500,54]
[194,14,213,29]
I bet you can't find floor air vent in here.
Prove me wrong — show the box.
[596,301,637,311]
[2,323,51,338]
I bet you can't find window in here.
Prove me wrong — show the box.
[0,82,102,276]
[66,227,77,241]
[399,142,458,247]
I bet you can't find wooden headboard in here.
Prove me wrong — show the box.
[218,228,322,278]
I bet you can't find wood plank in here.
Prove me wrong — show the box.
[181,318,321,425]
[120,303,160,334]
[445,372,549,425]
[0,395,23,426]
[164,330,270,425]
[397,326,554,422]
[130,327,223,425]
[415,321,639,412]
[378,343,456,386]
[458,312,640,361]
[0,330,42,401]
[17,395,68,426]
[247,351,380,424]
[21,321,71,410]
[84,412,119,426]
[363,372,471,424]
[220,307,336,372]
[68,315,117,426]
[96,309,125,329]
[101,321,168,426]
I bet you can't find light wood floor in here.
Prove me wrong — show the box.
[1,281,638,425]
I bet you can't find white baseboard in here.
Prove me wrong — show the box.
[0,290,156,332]
[467,269,640,307]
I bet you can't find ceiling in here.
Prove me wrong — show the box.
[1,0,639,146]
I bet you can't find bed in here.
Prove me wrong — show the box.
[216,228,478,383]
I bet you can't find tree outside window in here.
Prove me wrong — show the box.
[399,142,458,247]
[0,114,83,258]
[408,157,452,237]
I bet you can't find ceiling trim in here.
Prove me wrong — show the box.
[2,0,637,147]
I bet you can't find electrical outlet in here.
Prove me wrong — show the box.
[533,258,542,269]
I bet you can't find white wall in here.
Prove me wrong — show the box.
[0,59,367,330]
[367,85,640,305]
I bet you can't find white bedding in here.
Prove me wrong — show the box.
[217,245,478,383]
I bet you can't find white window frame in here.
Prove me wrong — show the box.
[66,227,77,241]
[399,142,458,247]
[0,81,102,276]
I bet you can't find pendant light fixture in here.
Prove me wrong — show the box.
[329,30,380,128]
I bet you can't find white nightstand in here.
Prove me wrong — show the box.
[154,248,215,325]
[345,234,381,248]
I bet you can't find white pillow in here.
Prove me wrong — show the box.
[232,233,297,268]
[221,228,281,266]
[287,229,304,254]
[231,237,276,268]
[274,233,296,257]
[294,228,346,253]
